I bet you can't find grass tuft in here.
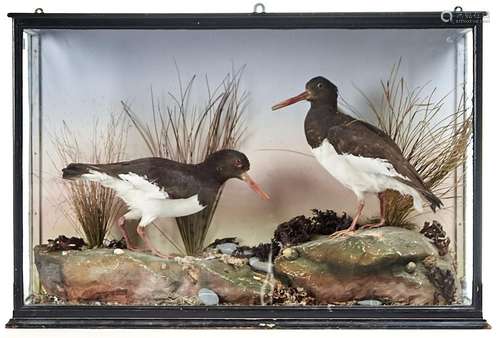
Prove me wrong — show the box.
[52,114,129,248]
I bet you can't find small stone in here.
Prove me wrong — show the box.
[113,248,124,255]
[161,263,167,269]
[282,247,299,260]
[198,288,219,306]
[405,261,417,273]
[357,299,382,306]
[249,257,273,274]
[61,251,68,256]
[216,242,238,255]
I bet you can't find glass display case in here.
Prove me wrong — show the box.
[7,8,488,329]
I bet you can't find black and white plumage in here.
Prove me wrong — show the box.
[272,76,442,236]
[62,150,269,256]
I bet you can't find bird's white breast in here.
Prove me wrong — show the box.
[310,139,415,200]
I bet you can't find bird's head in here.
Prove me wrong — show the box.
[271,76,338,110]
[205,149,270,200]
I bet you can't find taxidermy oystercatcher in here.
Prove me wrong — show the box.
[272,77,442,237]
[62,150,270,256]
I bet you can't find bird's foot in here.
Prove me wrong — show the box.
[136,226,176,259]
[124,243,143,252]
[148,249,176,259]
[360,219,385,230]
[119,233,140,251]
[329,227,356,239]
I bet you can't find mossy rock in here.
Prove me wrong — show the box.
[34,246,269,305]
[275,226,460,305]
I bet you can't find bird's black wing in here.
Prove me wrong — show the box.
[63,157,202,200]
[326,118,443,210]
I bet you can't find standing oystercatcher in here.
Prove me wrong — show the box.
[62,149,269,256]
[272,76,442,237]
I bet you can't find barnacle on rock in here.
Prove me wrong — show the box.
[219,254,248,268]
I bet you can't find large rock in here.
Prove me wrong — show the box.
[34,247,270,305]
[35,227,459,306]
[275,226,459,305]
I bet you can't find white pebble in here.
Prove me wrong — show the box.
[113,248,124,255]
[357,299,382,306]
[198,288,219,305]
[216,242,238,255]
[248,257,273,273]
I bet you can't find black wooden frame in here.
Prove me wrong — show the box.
[6,10,488,329]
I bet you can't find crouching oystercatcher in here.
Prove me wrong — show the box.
[63,149,270,256]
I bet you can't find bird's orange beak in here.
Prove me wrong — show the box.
[272,90,311,110]
[240,172,270,200]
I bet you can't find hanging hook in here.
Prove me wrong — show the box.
[253,3,266,14]
[34,8,44,14]
[454,6,463,12]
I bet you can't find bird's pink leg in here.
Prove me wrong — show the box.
[117,216,138,250]
[361,192,386,229]
[329,200,364,239]
[136,226,174,259]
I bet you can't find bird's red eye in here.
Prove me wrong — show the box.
[234,159,243,168]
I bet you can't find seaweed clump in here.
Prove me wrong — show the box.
[104,238,127,249]
[423,256,456,304]
[307,209,352,234]
[233,210,352,261]
[235,240,281,261]
[420,221,450,256]
[271,282,316,305]
[47,235,85,252]
[273,216,312,246]
[205,237,238,249]
[274,210,353,246]
[212,210,351,263]
[252,240,281,261]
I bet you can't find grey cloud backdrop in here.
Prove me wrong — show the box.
[37,28,468,253]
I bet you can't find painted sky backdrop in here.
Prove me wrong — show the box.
[36,28,470,253]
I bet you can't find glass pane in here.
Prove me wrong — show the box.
[24,28,474,306]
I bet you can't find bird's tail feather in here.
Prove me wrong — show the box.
[421,190,444,212]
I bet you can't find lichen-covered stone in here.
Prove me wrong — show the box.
[35,246,270,305]
[274,226,460,305]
